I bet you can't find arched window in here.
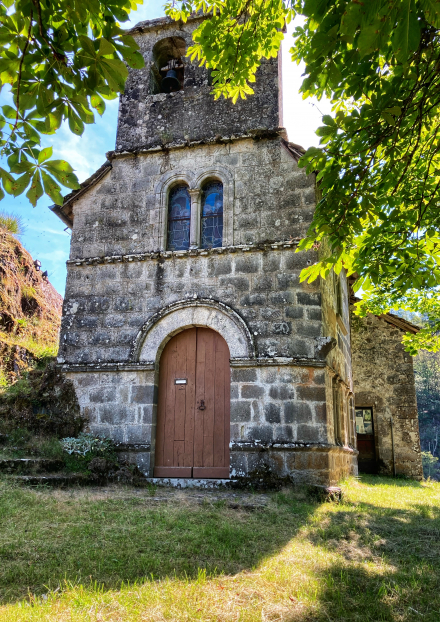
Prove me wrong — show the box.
[201,181,223,249]
[167,185,191,251]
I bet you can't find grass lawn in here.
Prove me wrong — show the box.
[0,476,439,621]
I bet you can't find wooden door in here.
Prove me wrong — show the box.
[356,408,377,474]
[154,327,230,478]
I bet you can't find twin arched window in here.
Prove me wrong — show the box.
[167,181,223,251]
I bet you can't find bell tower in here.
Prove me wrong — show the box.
[115,15,283,152]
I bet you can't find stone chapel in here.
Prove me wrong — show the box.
[51,14,423,485]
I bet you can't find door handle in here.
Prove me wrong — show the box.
[198,400,206,411]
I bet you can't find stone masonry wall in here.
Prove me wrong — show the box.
[117,16,281,152]
[60,124,357,483]
[350,311,422,480]
[60,138,321,365]
[66,363,355,485]
[321,266,356,450]
[68,138,314,260]
[61,247,324,365]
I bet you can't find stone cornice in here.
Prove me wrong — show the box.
[107,128,287,161]
[66,239,301,267]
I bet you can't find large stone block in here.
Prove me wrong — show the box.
[231,401,252,422]
[241,384,265,399]
[89,387,117,403]
[297,386,326,402]
[131,385,156,404]
[232,368,257,383]
[235,257,260,274]
[296,292,322,306]
[264,403,281,423]
[284,401,312,423]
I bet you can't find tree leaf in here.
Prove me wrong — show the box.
[43,162,80,190]
[26,170,44,206]
[420,0,440,28]
[38,146,53,164]
[393,0,421,62]
[9,171,32,196]
[41,170,64,205]
[91,93,105,115]
[100,57,128,92]
[67,109,84,135]
[43,159,75,174]
[115,45,145,69]
[98,38,115,57]
[79,35,97,59]
[2,104,17,120]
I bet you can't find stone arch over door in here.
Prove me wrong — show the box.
[131,298,255,364]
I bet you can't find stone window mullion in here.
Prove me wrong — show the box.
[189,189,201,248]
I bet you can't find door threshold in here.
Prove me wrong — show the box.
[144,477,236,489]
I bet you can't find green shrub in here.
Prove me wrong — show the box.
[60,433,117,473]
[0,363,84,438]
[61,433,116,457]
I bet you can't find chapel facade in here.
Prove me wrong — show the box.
[52,14,423,485]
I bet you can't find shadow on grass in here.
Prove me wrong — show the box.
[359,473,425,488]
[0,482,316,605]
[305,481,440,621]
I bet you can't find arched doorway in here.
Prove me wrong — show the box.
[154,327,231,478]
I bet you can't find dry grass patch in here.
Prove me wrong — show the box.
[0,476,439,621]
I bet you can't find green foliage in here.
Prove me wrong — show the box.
[355,288,440,354]
[0,362,84,438]
[165,0,288,103]
[0,0,144,206]
[166,1,440,352]
[422,451,439,479]
[414,349,440,464]
[60,432,116,457]
[0,428,64,459]
[60,433,117,472]
[0,209,23,234]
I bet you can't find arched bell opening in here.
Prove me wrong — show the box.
[154,327,231,479]
[151,36,186,94]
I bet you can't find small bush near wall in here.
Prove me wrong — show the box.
[0,361,84,439]
[60,433,118,473]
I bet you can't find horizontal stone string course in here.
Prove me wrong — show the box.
[66,240,301,268]
[230,441,357,452]
[58,356,328,373]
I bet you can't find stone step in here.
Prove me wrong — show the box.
[11,473,88,487]
[0,458,65,474]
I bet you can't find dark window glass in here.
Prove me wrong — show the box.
[201,182,223,249]
[167,185,191,251]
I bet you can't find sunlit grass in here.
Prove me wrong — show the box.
[0,476,439,621]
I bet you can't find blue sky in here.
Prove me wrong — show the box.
[1,2,331,296]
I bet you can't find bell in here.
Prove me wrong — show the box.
[162,69,181,93]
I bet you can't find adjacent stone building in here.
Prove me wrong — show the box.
[350,308,423,479]
[51,14,422,484]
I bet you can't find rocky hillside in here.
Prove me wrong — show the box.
[0,225,63,385]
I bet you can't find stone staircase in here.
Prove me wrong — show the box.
[0,458,87,487]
